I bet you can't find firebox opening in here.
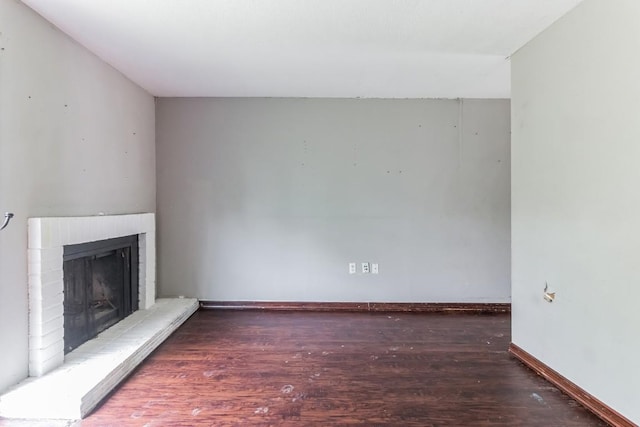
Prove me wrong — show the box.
[63,235,139,354]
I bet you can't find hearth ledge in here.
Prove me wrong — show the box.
[0,298,198,420]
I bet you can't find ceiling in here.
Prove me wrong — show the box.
[21,0,583,98]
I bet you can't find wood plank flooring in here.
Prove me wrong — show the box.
[5,310,608,426]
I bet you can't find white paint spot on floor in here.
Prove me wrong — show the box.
[281,384,295,394]
[191,408,202,416]
[389,346,400,351]
[370,355,379,361]
[322,351,330,355]
[203,371,216,377]
[531,393,545,404]
[255,407,269,414]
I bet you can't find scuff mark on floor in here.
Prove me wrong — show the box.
[531,392,545,404]
[130,410,145,419]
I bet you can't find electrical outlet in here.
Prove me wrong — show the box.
[371,263,379,274]
[349,262,357,274]
[362,262,370,274]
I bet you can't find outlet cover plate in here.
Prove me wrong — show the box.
[349,263,357,274]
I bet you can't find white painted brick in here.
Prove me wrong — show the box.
[106,218,117,240]
[82,219,96,242]
[95,219,107,241]
[43,341,64,362]
[28,362,44,377]
[33,291,63,308]
[41,302,64,325]
[30,350,65,377]
[67,218,81,243]
[143,213,155,231]
[28,218,42,249]
[27,272,45,289]
[146,248,155,274]
[29,341,63,367]
[29,327,64,350]
[41,247,63,272]
[28,249,42,265]
[48,218,61,248]
[138,286,146,310]
[145,286,155,310]
[67,339,106,357]
[89,218,104,241]
[41,220,54,248]
[29,302,63,326]
[41,269,63,285]
[30,280,63,303]
[30,314,63,337]
[76,217,88,241]
[59,219,71,245]
[133,215,142,231]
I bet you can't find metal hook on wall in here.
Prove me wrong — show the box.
[1,213,14,231]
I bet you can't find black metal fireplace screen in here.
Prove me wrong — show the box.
[63,235,139,354]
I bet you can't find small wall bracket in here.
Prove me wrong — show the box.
[1,212,14,231]
[543,282,556,303]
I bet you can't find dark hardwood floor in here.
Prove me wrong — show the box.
[79,310,606,426]
[1,310,608,426]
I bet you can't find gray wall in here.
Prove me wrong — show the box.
[511,0,640,422]
[0,0,155,392]
[156,98,510,303]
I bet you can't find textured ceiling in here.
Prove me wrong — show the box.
[21,0,583,98]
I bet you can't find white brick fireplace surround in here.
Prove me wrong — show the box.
[28,213,157,376]
[0,214,198,420]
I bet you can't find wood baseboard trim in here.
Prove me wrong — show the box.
[198,300,510,314]
[509,343,635,427]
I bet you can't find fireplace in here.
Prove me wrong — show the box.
[63,235,139,354]
[0,213,198,420]
[26,213,156,376]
